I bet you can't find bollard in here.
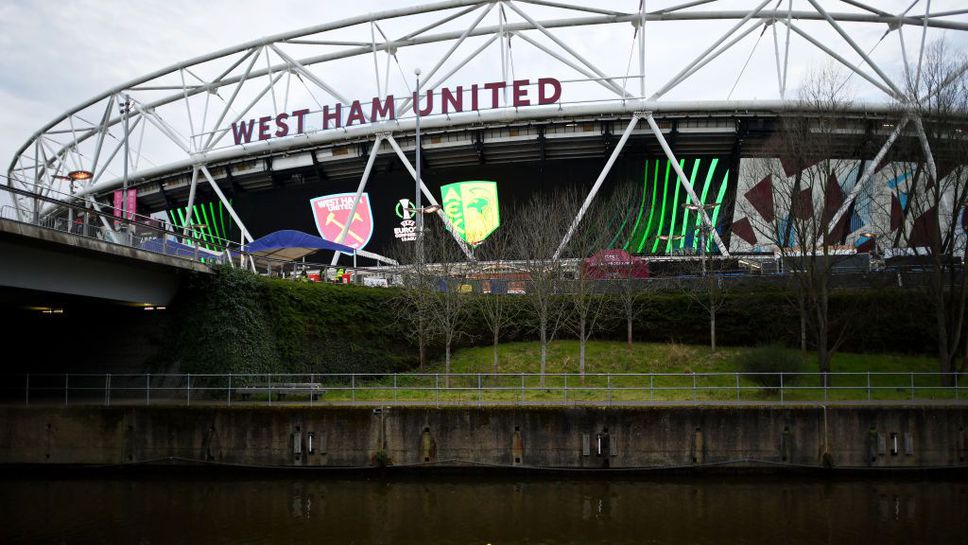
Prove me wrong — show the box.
[394,374,398,403]
[521,374,525,404]
[607,375,612,406]
[434,374,439,404]
[564,374,569,403]
[352,374,356,402]
[650,374,654,401]
[693,374,697,402]
[228,374,232,406]
[867,372,871,401]
[478,373,483,406]
[736,373,741,402]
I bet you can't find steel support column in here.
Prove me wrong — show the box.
[554,115,641,260]
[821,117,909,242]
[199,165,254,243]
[331,136,384,265]
[181,167,200,238]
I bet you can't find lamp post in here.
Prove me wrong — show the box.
[414,68,423,271]
[405,204,441,215]
[860,232,878,253]
[684,202,719,276]
[657,234,684,251]
[53,170,93,232]
[119,95,132,242]
[860,232,879,270]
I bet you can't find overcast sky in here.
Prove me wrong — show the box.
[1,0,966,192]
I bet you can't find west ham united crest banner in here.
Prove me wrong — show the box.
[439,181,500,246]
[310,192,374,253]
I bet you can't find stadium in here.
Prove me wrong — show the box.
[6,0,968,271]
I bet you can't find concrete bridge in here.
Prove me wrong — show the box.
[0,217,210,306]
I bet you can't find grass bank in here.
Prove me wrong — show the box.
[311,341,956,404]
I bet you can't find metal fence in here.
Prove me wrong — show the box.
[2,372,965,407]
[1,185,387,282]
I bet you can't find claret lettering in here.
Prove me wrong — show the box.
[230,76,563,145]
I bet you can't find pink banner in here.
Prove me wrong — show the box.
[112,189,137,224]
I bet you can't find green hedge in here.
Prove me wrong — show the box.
[166,267,418,375]
[163,267,938,374]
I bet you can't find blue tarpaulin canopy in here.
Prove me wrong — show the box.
[241,230,354,261]
[139,237,224,260]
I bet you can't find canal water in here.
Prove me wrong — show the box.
[1,474,966,544]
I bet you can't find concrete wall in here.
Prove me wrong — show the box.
[1,406,966,470]
[0,218,207,305]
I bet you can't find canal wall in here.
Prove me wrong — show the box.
[1,405,966,470]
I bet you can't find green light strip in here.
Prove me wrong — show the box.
[623,160,649,251]
[665,159,686,253]
[205,204,215,241]
[692,158,719,249]
[679,159,702,249]
[198,205,215,248]
[651,160,673,253]
[708,169,730,253]
[208,202,220,242]
[608,212,630,249]
[164,201,235,250]
[638,159,660,253]
[219,202,226,243]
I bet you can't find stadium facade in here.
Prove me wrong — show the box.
[6,1,968,265]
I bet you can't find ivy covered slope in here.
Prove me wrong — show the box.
[165,267,418,375]
[161,266,936,376]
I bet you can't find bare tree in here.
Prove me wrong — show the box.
[676,270,731,351]
[741,66,859,381]
[509,192,575,385]
[873,40,968,384]
[473,226,520,373]
[390,236,439,369]
[562,198,613,378]
[423,222,473,384]
[605,187,652,350]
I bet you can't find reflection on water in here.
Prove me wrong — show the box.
[1,474,967,544]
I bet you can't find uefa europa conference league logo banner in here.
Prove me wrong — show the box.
[391,182,501,246]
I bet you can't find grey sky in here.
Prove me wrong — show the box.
[1,0,966,188]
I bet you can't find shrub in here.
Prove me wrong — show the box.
[665,340,698,370]
[737,344,806,388]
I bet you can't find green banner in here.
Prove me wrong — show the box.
[439,181,501,246]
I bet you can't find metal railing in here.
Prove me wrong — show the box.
[1,184,387,283]
[2,371,964,407]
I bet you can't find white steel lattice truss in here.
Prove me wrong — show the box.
[6,0,968,261]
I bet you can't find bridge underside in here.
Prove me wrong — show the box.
[0,219,207,306]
